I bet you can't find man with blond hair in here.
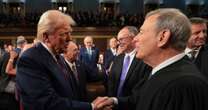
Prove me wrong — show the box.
[16,10,104,110]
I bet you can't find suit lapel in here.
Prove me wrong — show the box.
[125,57,137,82]
[115,55,125,88]
[35,43,73,94]
[75,61,81,81]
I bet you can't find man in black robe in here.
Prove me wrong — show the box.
[93,8,208,110]
[132,8,208,110]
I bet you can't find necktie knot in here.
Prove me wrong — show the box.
[188,49,198,60]
[56,55,62,66]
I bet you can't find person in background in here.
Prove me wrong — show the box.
[6,36,27,75]
[63,41,105,101]
[104,37,118,73]
[79,36,100,70]
[185,17,208,79]
[14,36,27,54]
[0,44,19,110]
[95,26,151,110]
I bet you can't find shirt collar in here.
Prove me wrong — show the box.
[151,53,185,76]
[41,42,57,61]
[125,49,136,57]
[184,47,192,55]
[185,47,201,58]
[64,58,75,69]
[110,48,117,55]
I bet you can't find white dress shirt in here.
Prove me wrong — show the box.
[151,53,185,76]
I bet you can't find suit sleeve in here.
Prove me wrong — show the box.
[16,55,92,110]
[107,59,117,97]
[117,78,146,110]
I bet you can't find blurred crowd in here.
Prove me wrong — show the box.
[0,11,144,27]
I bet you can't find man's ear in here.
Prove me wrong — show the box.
[43,33,49,43]
[157,29,171,48]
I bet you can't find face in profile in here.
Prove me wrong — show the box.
[48,25,72,54]
[134,15,159,61]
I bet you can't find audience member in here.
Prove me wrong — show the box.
[79,36,100,70]
[185,17,208,79]
[63,41,104,101]
[0,44,18,110]
[104,37,118,73]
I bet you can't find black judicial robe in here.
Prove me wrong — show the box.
[136,57,208,110]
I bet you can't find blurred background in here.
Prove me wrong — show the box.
[0,0,207,52]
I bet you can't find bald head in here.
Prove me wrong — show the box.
[84,36,94,48]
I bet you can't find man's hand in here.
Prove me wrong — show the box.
[92,97,115,110]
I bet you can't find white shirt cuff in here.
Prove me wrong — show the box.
[111,97,118,105]
[91,103,94,110]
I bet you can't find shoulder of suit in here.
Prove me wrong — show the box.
[115,53,125,59]
[93,47,99,51]
[203,45,208,51]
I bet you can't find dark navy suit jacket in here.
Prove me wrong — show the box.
[79,47,99,69]
[16,43,92,110]
[65,60,102,101]
[104,48,116,70]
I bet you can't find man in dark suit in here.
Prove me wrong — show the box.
[79,36,100,70]
[99,26,151,110]
[104,37,118,73]
[185,17,208,79]
[16,10,104,110]
[95,8,208,110]
[63,41,104,101]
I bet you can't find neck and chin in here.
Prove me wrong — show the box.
[140,49,182,68]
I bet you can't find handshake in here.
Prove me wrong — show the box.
[92,96,117,110]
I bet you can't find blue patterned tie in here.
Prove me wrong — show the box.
[117,55,130,96]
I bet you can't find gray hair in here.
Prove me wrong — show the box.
[189,17,207,24]
[17,35,27,45]
[146,8,191,51]
[123,26,138,37]
[37,10,76,41]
